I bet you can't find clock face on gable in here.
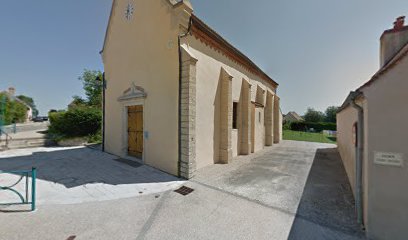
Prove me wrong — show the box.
[125,2,134,21]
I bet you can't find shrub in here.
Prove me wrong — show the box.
[306,122,336,132]
[49,107,102,138]
[288,121,336,132]
[283,122,292,130]
[289,121,308,131]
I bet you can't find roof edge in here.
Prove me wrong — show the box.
[190,14,278,88]
[357,42,408,91]
[337,91,363,113]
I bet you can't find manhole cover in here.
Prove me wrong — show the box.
[174,186,194,196]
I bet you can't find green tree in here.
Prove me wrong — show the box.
[69,96,87,110]
[77,69,103,108]
[0,92,28,124]
[16,95,39,117]
[47,69,103,143]
[325,106,339,123]
[304,108,325,123]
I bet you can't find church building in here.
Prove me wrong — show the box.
[101,0,282,178]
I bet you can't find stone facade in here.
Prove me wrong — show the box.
[265,91,274,146]
[179,46,198,179]
[240,79,252,155]
[273,96,281,144]
[219,68,233,164]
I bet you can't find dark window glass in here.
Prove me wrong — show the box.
[233,102,238,129]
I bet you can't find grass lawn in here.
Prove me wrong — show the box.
[283,130,337,144]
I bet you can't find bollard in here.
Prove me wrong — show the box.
[31,168,36,211]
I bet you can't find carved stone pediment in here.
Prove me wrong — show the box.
[118,83,147,102]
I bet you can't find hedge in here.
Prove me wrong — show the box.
[288,121,336,132]
[49,107,102,137]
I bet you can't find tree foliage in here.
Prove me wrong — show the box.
[303,108,325,123]
[76,69,103,108]
[324,106,339,123]
[48,69,103,143]
[0,93,28,125]
[16,95,39,117]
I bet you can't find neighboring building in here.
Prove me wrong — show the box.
[101,0,282,179]
[0,87,33,123]
[283,111,303,123]
[337,16,408,240]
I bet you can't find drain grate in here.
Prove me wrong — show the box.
[174,186,194,196]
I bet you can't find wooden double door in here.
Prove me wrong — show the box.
[127,105,143,159]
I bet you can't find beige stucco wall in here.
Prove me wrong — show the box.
[26,107,33,122]
[102,0,181,175]
[361,55,408,240]
[184,36,277,169]
[254,107,265,152]
[337,105,358,195]
[279,109,283,142]
[338,54,408,239]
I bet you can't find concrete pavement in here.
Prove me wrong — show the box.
[0,141,365,240]
[1,122,48,134]
[0,147,184,205]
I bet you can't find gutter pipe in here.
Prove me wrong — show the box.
[350,92,364,227]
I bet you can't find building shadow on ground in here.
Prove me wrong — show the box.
[0,147,180,189]
[288,148,366,240]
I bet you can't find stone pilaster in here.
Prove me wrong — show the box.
[179,45,197,179]
[240,79,252,155]
[273,96,281,144]
[219,67,233,164]
[265,91,274,146]
[173,0,193,33]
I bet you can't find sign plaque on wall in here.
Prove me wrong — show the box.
[374,152,404,167]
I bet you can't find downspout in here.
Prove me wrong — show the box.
[350,92,364,227]
[177,17,192,177]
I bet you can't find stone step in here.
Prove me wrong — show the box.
[0,143,7,151]
[6,137,55,150]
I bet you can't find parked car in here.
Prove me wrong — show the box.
[32,116,48,122]
[32,117,44,122]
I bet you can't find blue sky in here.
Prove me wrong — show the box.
[0,1,406,115]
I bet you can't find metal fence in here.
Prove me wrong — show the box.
[0,168,37,211]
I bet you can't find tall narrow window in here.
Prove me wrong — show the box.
[233,102,238,129]
[259,112,261,123]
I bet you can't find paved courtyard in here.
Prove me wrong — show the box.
[0,147,184,205]
[0,141,365,240]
